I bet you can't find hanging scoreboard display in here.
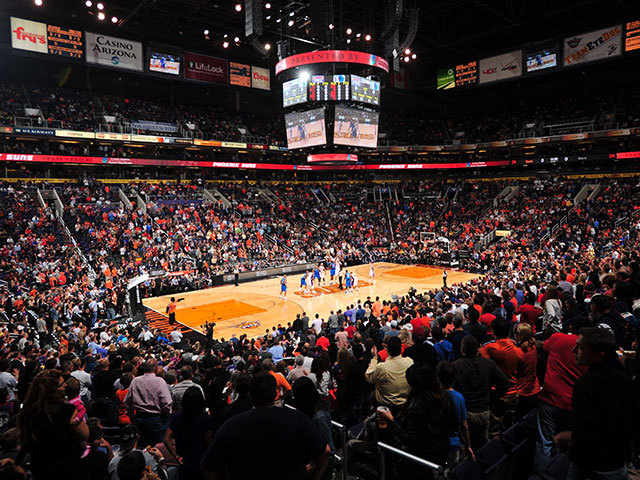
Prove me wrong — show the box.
[308,75,350,102]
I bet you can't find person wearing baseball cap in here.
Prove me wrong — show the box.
[590,294,625,347]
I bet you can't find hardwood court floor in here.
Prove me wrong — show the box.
[142,262,480,340]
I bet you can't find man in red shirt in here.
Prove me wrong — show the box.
[480,317,520,437]
[516,292,543,332]
[533,318,589,473]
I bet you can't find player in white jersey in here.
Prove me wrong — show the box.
[306,271,315,294]
[352,272,359,291]
[368,263,375,284]
[318,264,326,285]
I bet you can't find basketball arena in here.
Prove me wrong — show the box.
[1,1,640,480]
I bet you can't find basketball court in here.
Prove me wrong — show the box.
[142,262,480,339]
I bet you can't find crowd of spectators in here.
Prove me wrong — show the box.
[0,82,285,145]
[0,172,639,479]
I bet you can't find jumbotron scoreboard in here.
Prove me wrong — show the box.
[277,49,388,156]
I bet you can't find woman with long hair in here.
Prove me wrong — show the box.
[307,356,332,399]
[333,347,351,418]
[377,363,457,478]
[18,369,89,480]
[163,386,213,480]
[514,322,541,417]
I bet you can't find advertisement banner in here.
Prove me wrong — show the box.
[436,67,455,90]
[0,153,512,170]
[563,25,622,66]
[11,17,48,54]
[14,127,55,136]
[479,50,522,84]
[85,32,143,71]
[55,130,95,139]
[276,50,389,75]
[194,139,222,147]
[131,121,178,133]
[183,53,228,84]
[251,66,271,90]
[96,132,131,141]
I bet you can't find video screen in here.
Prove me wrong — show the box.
[526,47,557,72]
[333,106,379,149]
[282,77,308,107]
[149,52,180,75]
[308,75,350,102]
[351,74,380,105]
[47,25,83,59]
[285,108,327,150]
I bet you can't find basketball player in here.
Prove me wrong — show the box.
[307,270,316,294]
[352,272,359,292]
[329,260,336,285]
[443,269,448,288]
[318,263,326,286]
[299,272,307,292]
[345,271,352,293]
[279,275,287,299]
[369,263,375,285]
[313,266,321,288]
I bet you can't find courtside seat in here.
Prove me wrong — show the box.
[450,459,484,480]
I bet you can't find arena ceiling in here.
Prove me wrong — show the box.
[4,0,636,67]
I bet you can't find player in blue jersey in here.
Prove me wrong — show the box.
[345,271,352,293]
[299,272,307,292]
[279,275,287,299]
[330,261,336,285]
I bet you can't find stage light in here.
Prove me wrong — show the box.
[403,56,410,62]
[411,53,417,59]
[288,19,294,26]
[34,0,43,5]
[347,38,351,44]
[234,36,240,42]
[85,0,92,6]
[223,41,229,48]
[265,2,271,8]
[289,11,294,16]
[98,11,105,20]
[404,48,411,55]
[266,15,271,19]
[223,34,228,38]
[204,29,209,35]
[356,33,361,38]
[365,34,371,41]
[235,3,242,12]
[300,71,310,82]
[265,43,271,50]
[97,2,104,10]
[276,18,281,23]
[346,28,352,35]
[111,16,118,23]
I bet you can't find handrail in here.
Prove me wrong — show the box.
[377,441,443,479]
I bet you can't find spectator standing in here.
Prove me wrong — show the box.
[555,328,640,479]
[452,336,509,450]
[124,359,172,447]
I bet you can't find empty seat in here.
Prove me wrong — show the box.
[450,460,484,480]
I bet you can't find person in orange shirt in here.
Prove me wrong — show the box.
[263,359,291,402]
[167,297,177,325]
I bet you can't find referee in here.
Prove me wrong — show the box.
[167,297,177,325]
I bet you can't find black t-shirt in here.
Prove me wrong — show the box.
[170,411,213,470]
[30,402,85,479]
[201,407,327,480]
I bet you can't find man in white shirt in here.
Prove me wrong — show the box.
[170,328,183,344]
[311,314,323,335]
